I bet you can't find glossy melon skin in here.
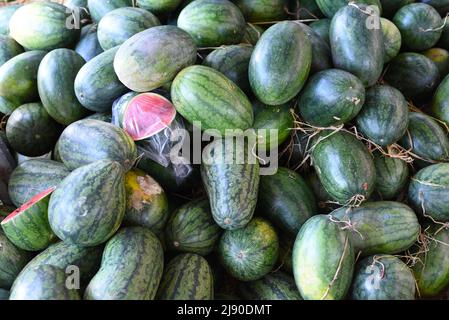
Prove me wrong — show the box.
[75,24,104,62]
[373,153,409,200]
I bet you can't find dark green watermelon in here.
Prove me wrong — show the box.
[85,227,164,300]
[384,53,440,100]
[166,199,221,255]
[393,3,442,51]
[258,167,316,236]
[114,25,197,92]
[299,68,365,127]
[9,265,80,300]
[293,214,354,300]
[75,24,104,62]
[432,74,449,125]
[355,85,409,147]
[298,22,332,74]
[87,0,133,22]
[311,130,376,204]
[137,0,183,14]
[249,21,312,105]
[0,35,23,67]
[331,201,419,255]
[48,160,126,246]
[97,7,160,51]
[351,255,415,300]
[75,46,128,112]
[239,272,302,300]
[5,103,61,157]
[421,0,449,14]
[57,119,137,170]
[373,152,410,200]
[157,253,214,300]
[235,0,288,22]
[380,0,414,17]
[408,163,449,221]
[381,18,402,63]
[177,0,246,47]
[0,5,20,36]
[330,3,384,87]
[400,112,449,163]
[203,45,253,95]
[201,139,260,230]
[38,49,89,125]
[218,217,279,281]
[317,0,382,17]
[9,2,80,51]
[0,230,29,289]
[309,19,331,45]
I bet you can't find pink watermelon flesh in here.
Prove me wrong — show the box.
[123,93,176,141]
[1,187,55,223]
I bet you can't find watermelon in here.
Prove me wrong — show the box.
[258,167,316,236]
[57,119,137,171]
[330,3,384,87]
[0,5,20,36]
[423,48,449,79]
[38,49,89,126]
[165,199,221,255]
[0,97,17,115]
[17,241,103,286]
[433,74,449,125]
[8,159,70,207]
[171,65,254,135]
[203,45,253,95]
[316,0,382,18]
[393,3,442,51]
[249,21,312,106]
[351,255,415,300]
[380,0,414,17]
[401,112,449,163]
[298,23,332,74]
[75,24,104,62]
[0,50,45,107]
[157,253,214,300]
[413,224,449,297]
[311,130,376,204]
[9,2,80,51]
[97,7,160,51]
[309,19,331,45]
[9,265,80,300]
[381,18,402,63]
[0,230,29,289]
[85,227,164,300]
[114,25,197,93]
[332,201,419,255]
[355,85,409,147]
[242,23,264,45]
[218,217,279,281]
[373,152,410,200]
[421,0,449,14]
[75,46,128,112]
[112,92,176,141]
[87,0,133,22]
[177,0,246,47]
[253,101,294,151]
[239,272,302,300]
[293,214,354,300]
[0,289,8,300]
[0,36,23,67]
[5,103,61,157]
[1,188,55,251]
[201,139,260,230]
[48,160,126,247]
[408,163,449,221]
[124,168,169,235]
[384,53,440,100]
[298,69,365,127]
[137,0,182,14]
[235,0,287,22]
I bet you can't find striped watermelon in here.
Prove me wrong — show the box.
[0,230,30,289]
[239,272,302,300]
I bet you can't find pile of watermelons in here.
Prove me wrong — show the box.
[0,0,449,301]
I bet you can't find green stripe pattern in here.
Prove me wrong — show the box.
[239,272,302,300]
[0,230,30,289]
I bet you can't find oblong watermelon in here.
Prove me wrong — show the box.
[9,2,80,51]
[48,160,126,247]
[0,36,23,67]
[293,215,354,300]
[238,272,302,300]
[330,3,384,87]
[235,0,288,22]
[381,18,402,63]
[137,0,182,14]
[249,21,312,106]
[57,119,137,171]
[373,153,409,200]
[38,49,89,126]
[87,0,133,22]
[97,7,160,51]
[75,24,104,62]
[0,230,30,289]
[84,227,164,300]
[157,253,214,300]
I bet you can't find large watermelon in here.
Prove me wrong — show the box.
[84,227,164,300]
[48,160,126,247]
[75,24,104,62]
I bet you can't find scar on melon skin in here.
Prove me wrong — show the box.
[129,175,162,211]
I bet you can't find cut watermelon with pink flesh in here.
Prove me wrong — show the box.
[1,187,56,251]
[122,93,176,141]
